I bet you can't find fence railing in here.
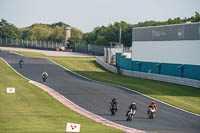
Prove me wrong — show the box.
[0,38,130,56]
[74,44,107,56]
[0,38,63,50]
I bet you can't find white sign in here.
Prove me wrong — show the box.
[66,123,80,132]
[7,88,15,93]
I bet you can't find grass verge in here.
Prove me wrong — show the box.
[15,51,200,114]
[0,59,124,133]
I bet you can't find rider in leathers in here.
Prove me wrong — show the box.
[126,102,137,116]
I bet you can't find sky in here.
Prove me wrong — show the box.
[0,0,200,33]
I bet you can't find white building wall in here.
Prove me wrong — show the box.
[132,40,200,65]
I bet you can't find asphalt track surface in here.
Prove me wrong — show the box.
[1,51,200,133]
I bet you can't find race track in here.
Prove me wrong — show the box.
[1,51,200,133]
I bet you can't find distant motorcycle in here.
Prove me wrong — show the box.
[126,109,136,121]
[42,75,47,82]
[19,60,24,68]
[110,102,118,115]
[148,107,156,119]
[42,72,48,82]
[19,63,22,68]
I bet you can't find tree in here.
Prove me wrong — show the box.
[48,26,64,42]
[83,21,133,47]
[0,19,21,39]
[68,27,83,48]
[21,24,52,41]
[192,12,200,22]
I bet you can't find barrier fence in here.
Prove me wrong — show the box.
[0,38,108,56]
[74,44,106,56]
[116,53,200,81]
[0,38,62,50]
[96,56,200,88]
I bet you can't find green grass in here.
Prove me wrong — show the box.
[15,51,200,114]
[0,59,124,133]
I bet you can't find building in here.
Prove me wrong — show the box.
[63,25,71,45]
[132,22,200,65]
[116,22,200,80]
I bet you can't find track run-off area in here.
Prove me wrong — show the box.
[0,50,200,133]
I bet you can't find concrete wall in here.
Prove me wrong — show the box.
[96,56,117,73]
[121,69,200,88]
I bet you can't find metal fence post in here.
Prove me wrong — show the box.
[6,38,7,45]
[36,40,37,47]
[40,40,41,48]
[21,39,23,46]
[16,39,17,46]
[47,41,48,50]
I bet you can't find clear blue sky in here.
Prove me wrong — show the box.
[0,0,199,32]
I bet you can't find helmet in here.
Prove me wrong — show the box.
[152,101,155,104]
[132,102,136,105]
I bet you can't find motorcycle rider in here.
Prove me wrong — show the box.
[42,71,48,82]
[19,59,24,68]
[126,102,137,116]
[110,97,118,111]
[147,101,157,114]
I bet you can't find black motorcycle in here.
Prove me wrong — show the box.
[110,103,118,115]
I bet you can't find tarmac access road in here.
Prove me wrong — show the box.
[1,51,200,133]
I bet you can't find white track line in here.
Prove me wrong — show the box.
[9,51,24,56]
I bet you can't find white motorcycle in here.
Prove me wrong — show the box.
[126,109,136,121]
[148,107,156,119]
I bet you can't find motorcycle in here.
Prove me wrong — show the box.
[148,107,156,119]
[19,63,22,68]
[42,75,47,82]
[19,60,24,68]
[126,109,136,121]
[110,103,118,115]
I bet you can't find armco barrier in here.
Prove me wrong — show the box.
[96,56,200,88]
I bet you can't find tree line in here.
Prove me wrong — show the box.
[0,12,199,48]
